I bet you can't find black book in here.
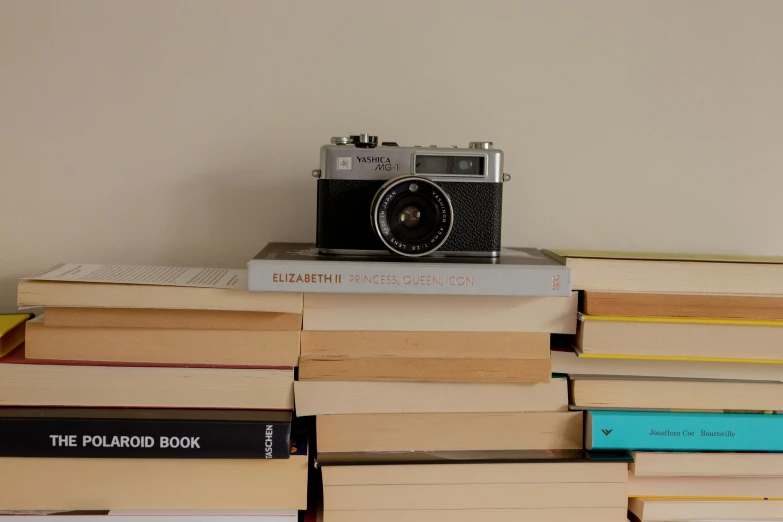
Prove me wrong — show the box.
[0,408,291,458]
[316,448,632,465]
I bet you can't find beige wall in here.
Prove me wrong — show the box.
[1,0,782,311]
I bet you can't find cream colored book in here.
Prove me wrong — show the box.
[0,456,307,510]
[0,352,293,410]
[18,280,302,313]
[324,508,627,522]
[551,348,783,382]
[629,497,783,521]
[316,412,583,455]
[577,315,783,362]
[323,482,626,511]
[542,249,783,294]
[25,317,300,366]
[299,330,550,383]
[44,307,302,331]
[301,331,549,358]
[322,461,627,485]
[631,452,783,477]
[322,461,627,520]
[583,291,783,320]
[294,378,569,416]
[298,355,551,383]
[571,378,783,411]
[628,470,783,499]
[303,292,578,333]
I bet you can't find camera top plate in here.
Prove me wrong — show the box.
[318,135,506,183]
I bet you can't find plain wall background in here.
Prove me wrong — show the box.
[2,0,783,311]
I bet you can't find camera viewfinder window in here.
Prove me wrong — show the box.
[414,155,485,176]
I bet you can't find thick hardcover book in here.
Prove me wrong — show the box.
[587,410,783,451]
[247,242,571,296]
[0,408,291,458]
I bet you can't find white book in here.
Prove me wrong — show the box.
[248,242,571,296]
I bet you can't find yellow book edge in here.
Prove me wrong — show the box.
[0,344,20,358]
[0,313,33,357]
[0,313,33,337]
[579,313,783,327]
[574,349,783,365]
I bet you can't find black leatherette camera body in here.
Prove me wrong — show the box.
[316,178,502,253]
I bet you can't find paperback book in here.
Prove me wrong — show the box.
[587,410,783,451]
[247,242,571,296]
[0,439,309,510]
[0,512,298,521]
[0,346,295,410]
[543,249,783,294]
[0,408,292,458]
[18,264,302,313]
[316,448,631,465]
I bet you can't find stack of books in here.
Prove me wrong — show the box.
[545,250,783,520]
[627,451,783,521]
[1,264,308,514]
[252,245,629,522]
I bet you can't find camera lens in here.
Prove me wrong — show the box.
[399,205,422,229]
[371,176,454,257]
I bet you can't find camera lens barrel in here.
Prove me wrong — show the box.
[371,176,454,257]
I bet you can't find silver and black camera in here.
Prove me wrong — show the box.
[313,134,510,258]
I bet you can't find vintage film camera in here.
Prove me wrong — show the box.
[312,134,510,258]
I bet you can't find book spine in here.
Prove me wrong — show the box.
[588,411,783,451]
[0,418,291,458]
[247,261,571,297]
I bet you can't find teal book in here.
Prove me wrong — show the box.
[587,410,783,451]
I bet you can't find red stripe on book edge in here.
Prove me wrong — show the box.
[0,403,294,411]
[1,345,293,370]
